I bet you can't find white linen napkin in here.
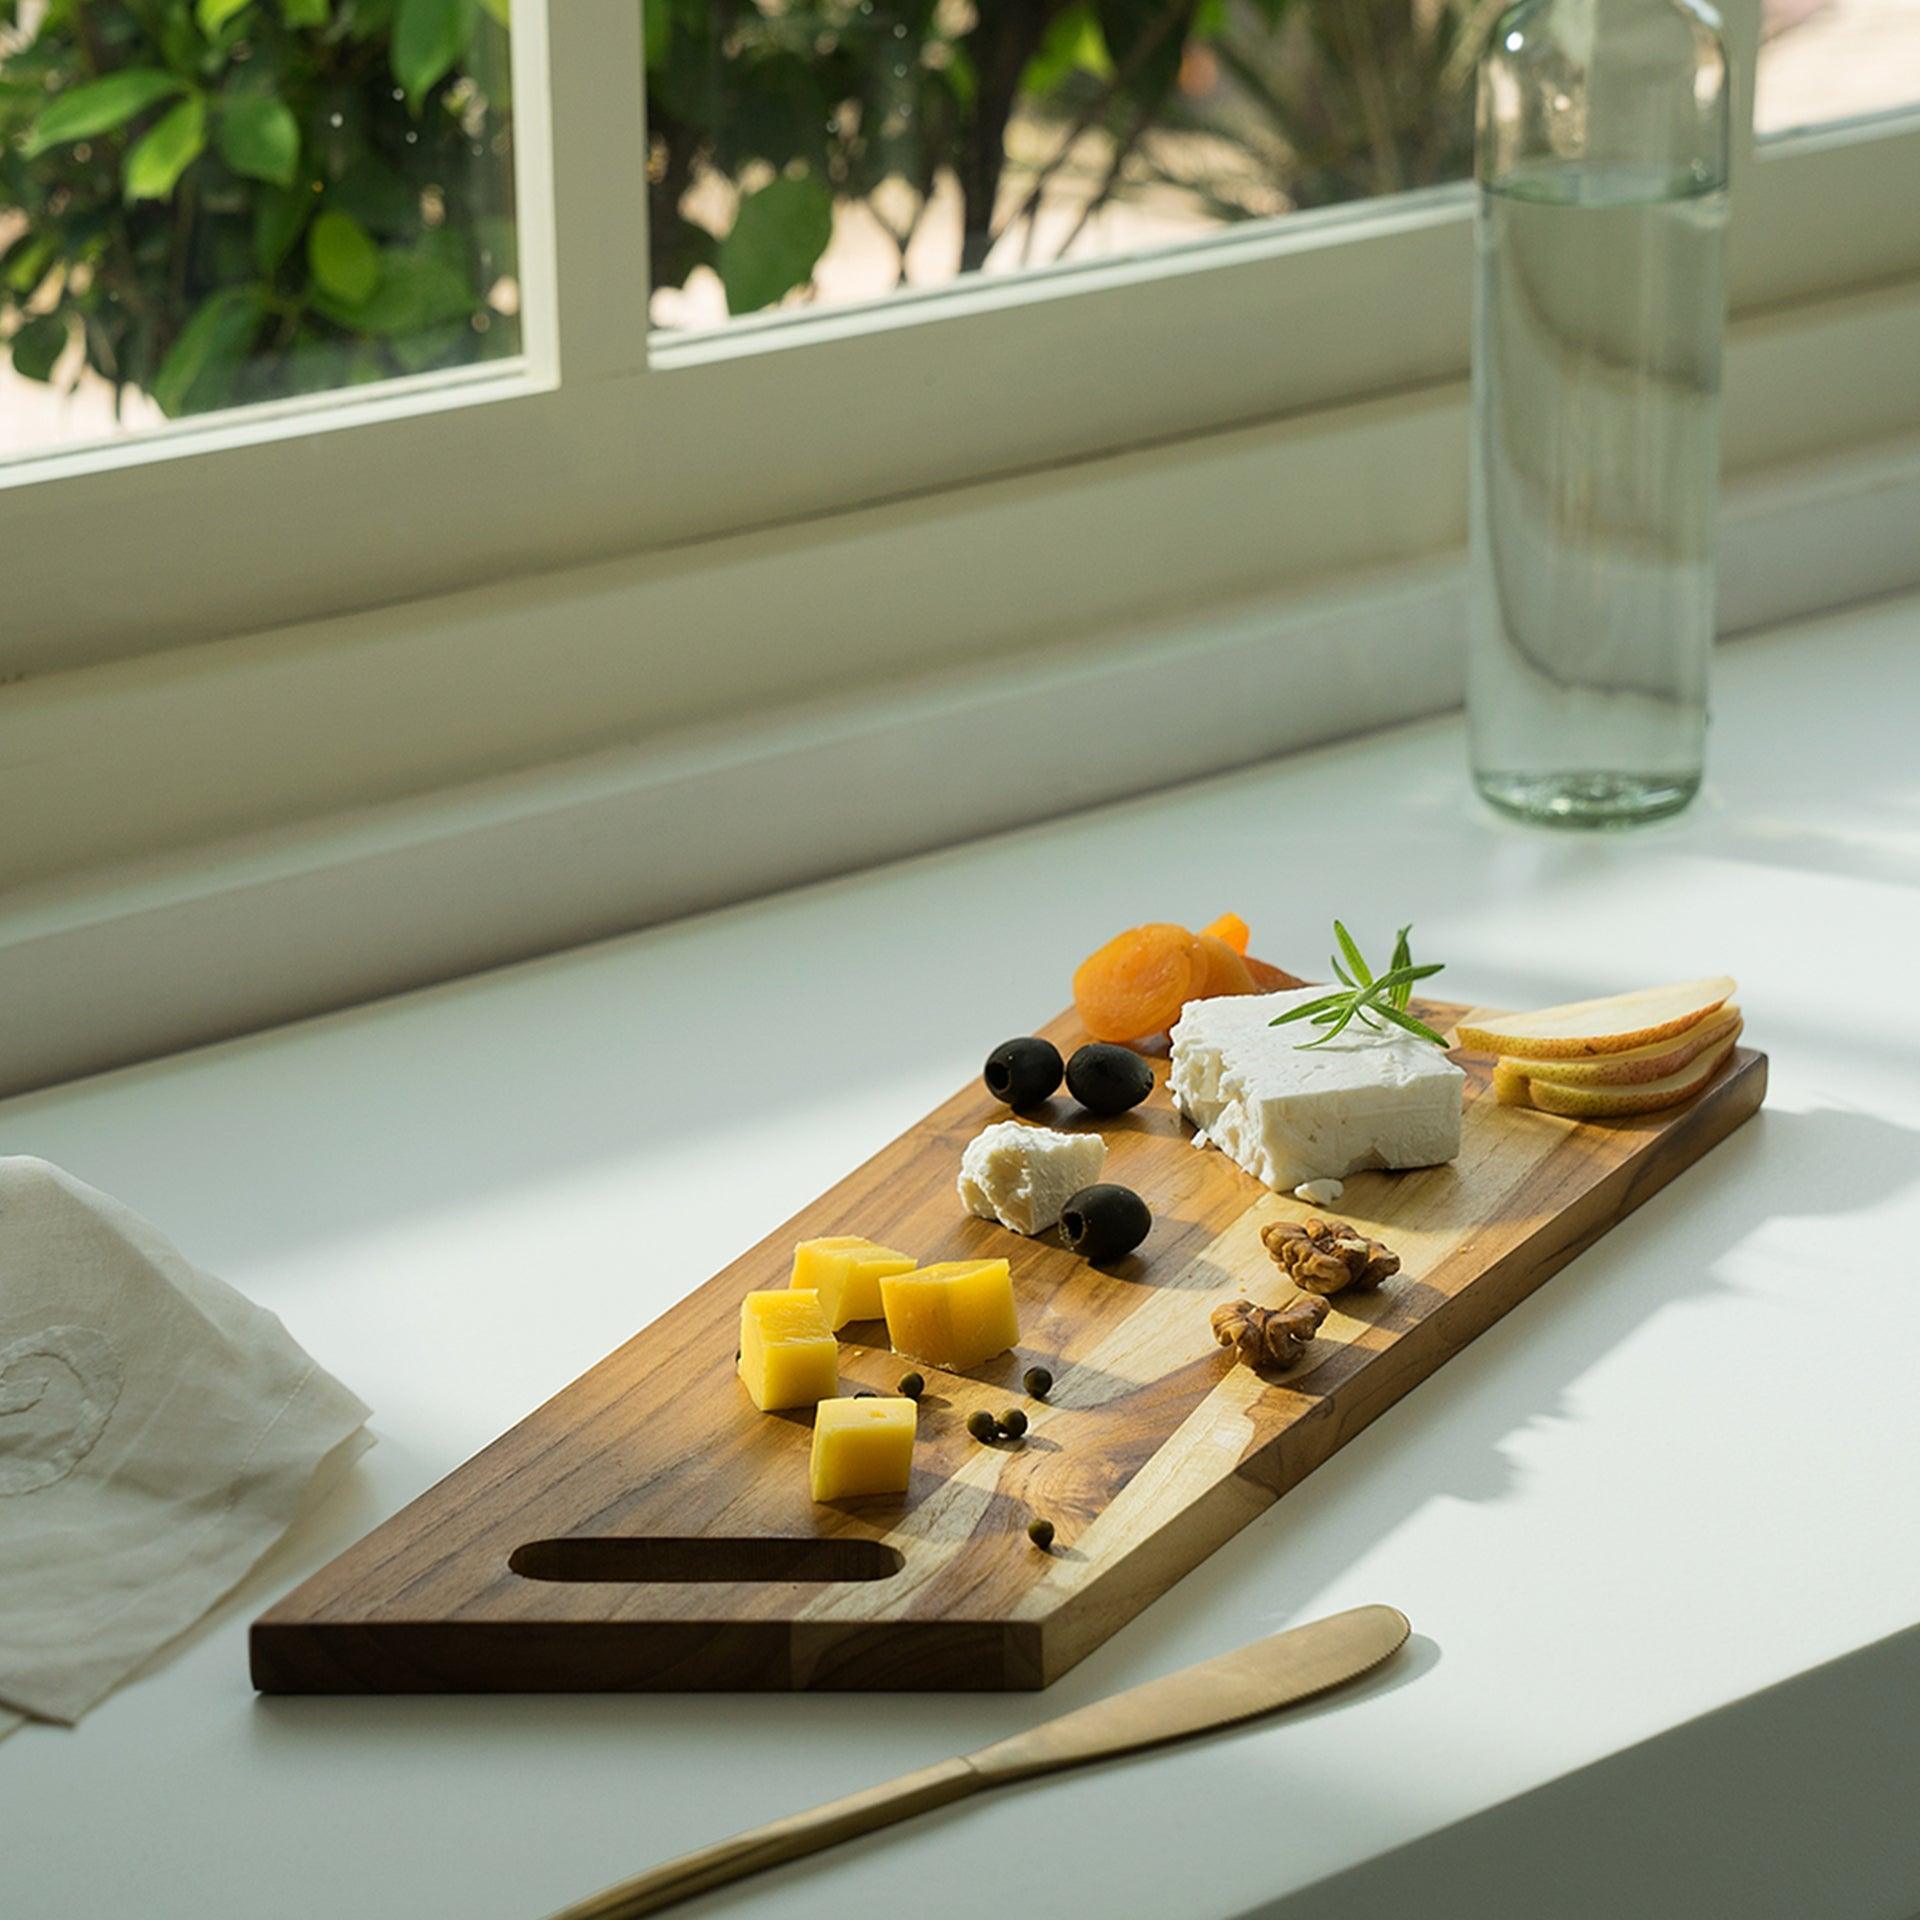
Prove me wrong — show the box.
[0,1156,371,1729]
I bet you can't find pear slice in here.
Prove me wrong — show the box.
[1521,1007,1742,1088]
[1522,1030,1739,1118]
[1492,1060,1535,1107]
[1453,976,1736,1061]
[1492,1016,1744,1107]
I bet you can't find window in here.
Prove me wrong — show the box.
[0,0,522,460]
[4,0,1917,1059]
[644,1,1481,331]
[2,0,1916,682]
[1755,0,1920,137]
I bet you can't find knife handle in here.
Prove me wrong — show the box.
[547,1755,986,1920]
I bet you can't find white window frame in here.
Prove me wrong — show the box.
[2,0,1917,681]
[3,0,1920,1097]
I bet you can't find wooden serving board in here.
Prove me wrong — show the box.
[253,999,1765,1694]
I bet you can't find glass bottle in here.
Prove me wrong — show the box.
[1468,0,1732,828]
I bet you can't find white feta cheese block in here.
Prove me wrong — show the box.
[957,1121,1108,1237]
[1169,988,1464,1190]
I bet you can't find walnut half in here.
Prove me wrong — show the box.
[1211,1294,1329,1371]
[1261,1216,1401,1296]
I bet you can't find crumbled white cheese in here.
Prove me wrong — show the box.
[1293,1177,1346,1206]
[958,1121,1107,1236]
[1170,988,1464,1191]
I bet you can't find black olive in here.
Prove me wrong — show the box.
[854,1389,878,1399]
[897,1371,925,1400]
[966,1409,999,1443]
[1065,1043,1154,1116]
[984,1036,1064,1108]
[1027,1518,1056,1551]
[1023,1366,1053,1400]
[1060,1184,1152,1263]
[998,1408,1028,1439]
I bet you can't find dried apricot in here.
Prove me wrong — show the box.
[1194,933,1256,997]
[1072,923,1206,1043]
[1202,913,1250,956]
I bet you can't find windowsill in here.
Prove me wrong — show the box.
[0,355,548,491]
[4,590,1917,1919]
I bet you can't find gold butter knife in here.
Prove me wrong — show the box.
[548,1604,1410,1920]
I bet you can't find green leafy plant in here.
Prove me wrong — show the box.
[1271,920,1450,1047]
[1130,0,1491,221]
[644,0,1207,313]
[644,0,1491,319]
[0,0,517,419]
[3,0,1494,420]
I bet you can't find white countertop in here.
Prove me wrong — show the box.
[4,593,1918,1920]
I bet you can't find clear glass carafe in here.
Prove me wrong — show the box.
[1468,0,1732,828]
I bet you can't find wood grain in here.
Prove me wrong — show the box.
[251,998,1766,1694]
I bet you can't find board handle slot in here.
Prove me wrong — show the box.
[508,1537,905,1585]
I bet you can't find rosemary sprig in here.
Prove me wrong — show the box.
[1271,920,1450,1049]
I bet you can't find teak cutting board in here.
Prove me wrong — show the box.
[252,998,1765,1694]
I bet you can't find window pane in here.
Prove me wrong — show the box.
[646,2,1480,332]
[1756,0,1920,137]
[0,0,519,458]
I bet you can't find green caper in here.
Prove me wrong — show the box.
[966,1409,998,1443]
[1027,1518,1056,1551]
[897,1371,925,1400]
[998,1407,1029,1439]
[1022,1366,1053,1399]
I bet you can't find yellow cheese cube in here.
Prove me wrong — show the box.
[738,1289,837,1411]
[879,1259,1019,1373]
[810,1396,917,1502]
[790,1236,917,1329]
